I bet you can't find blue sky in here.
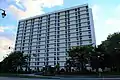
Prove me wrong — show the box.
[0,0,120,61]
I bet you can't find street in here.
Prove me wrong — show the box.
[1,77,120,80]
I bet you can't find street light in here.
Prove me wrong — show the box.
[0,9,6,18]
[114,48,120,50]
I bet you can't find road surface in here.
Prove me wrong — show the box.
[1,77,120,80]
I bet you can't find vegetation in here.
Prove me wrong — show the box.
[1,32,120,76]
[65,32,120,73]
[0,51,29,73]
[65,45,94,72]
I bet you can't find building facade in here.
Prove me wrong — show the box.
[15,4,96,70]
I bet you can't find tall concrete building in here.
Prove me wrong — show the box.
[15,4,96,70]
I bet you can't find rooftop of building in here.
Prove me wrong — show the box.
[19,3,89,22]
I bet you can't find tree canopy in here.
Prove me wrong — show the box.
[66,32,120,72]
[0,51,29,73]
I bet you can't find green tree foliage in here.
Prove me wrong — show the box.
[67,45,95,71]
[100,32,120,54]
[0,51,29,73]
[65,32,120,73]
[95,32,120,71]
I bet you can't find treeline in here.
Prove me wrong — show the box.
[0,32,120,74]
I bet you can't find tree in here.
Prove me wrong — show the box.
[1,51,29,73]
[55,63,60,73]
[98,32,120,71]
[67,45,95,71]
[65,58,74,72]
[100,32,120,54]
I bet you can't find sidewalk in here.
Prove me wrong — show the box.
[19,74,120,79]
[55,74,120,78]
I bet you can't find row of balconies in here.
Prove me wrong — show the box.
[19,9,89,24]
[17,26,90,37]
[19,16,89,29]
[15,40,92,48]
[16,33,91,42]
[30,59,66,63]
[16,37,91,44]
[17,28,91,36]
[18,24,90,34]
[15,41,92,51]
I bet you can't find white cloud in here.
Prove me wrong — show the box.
[0,37,14,61]
[105,18,120,33]
[0,26,16,33]
[91,4,105,45]
[0,25,16,61]
[106,18,120,26]
[7,0,63,19]
[0,27,4,32]
[0,0,63,61]
[115,5,120,16]
[92,4,101,21]
[105,4,120,34]
[91,4,120,45]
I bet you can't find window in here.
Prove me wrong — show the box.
[57,35,59,38]
[57,53,59,55]
[23,40,25,42]
[76,29,78,31]
[75,9,77,11]
[54,57,56,60]
[57,57,59,60]
[58,31,59,34]
[89,36,91,38]
[88,27,90,29]
[58,27,60,30]
[54,61,56,65]
[57,23,60,26]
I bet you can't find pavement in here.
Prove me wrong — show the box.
[0,77,53,80]
[1,74,120,80]
[1,76,120,80]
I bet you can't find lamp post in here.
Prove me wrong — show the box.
[0,9,6,18]
[114,48,120,54]
[114,48,120,50]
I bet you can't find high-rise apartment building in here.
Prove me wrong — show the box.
[15,4,96,70]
